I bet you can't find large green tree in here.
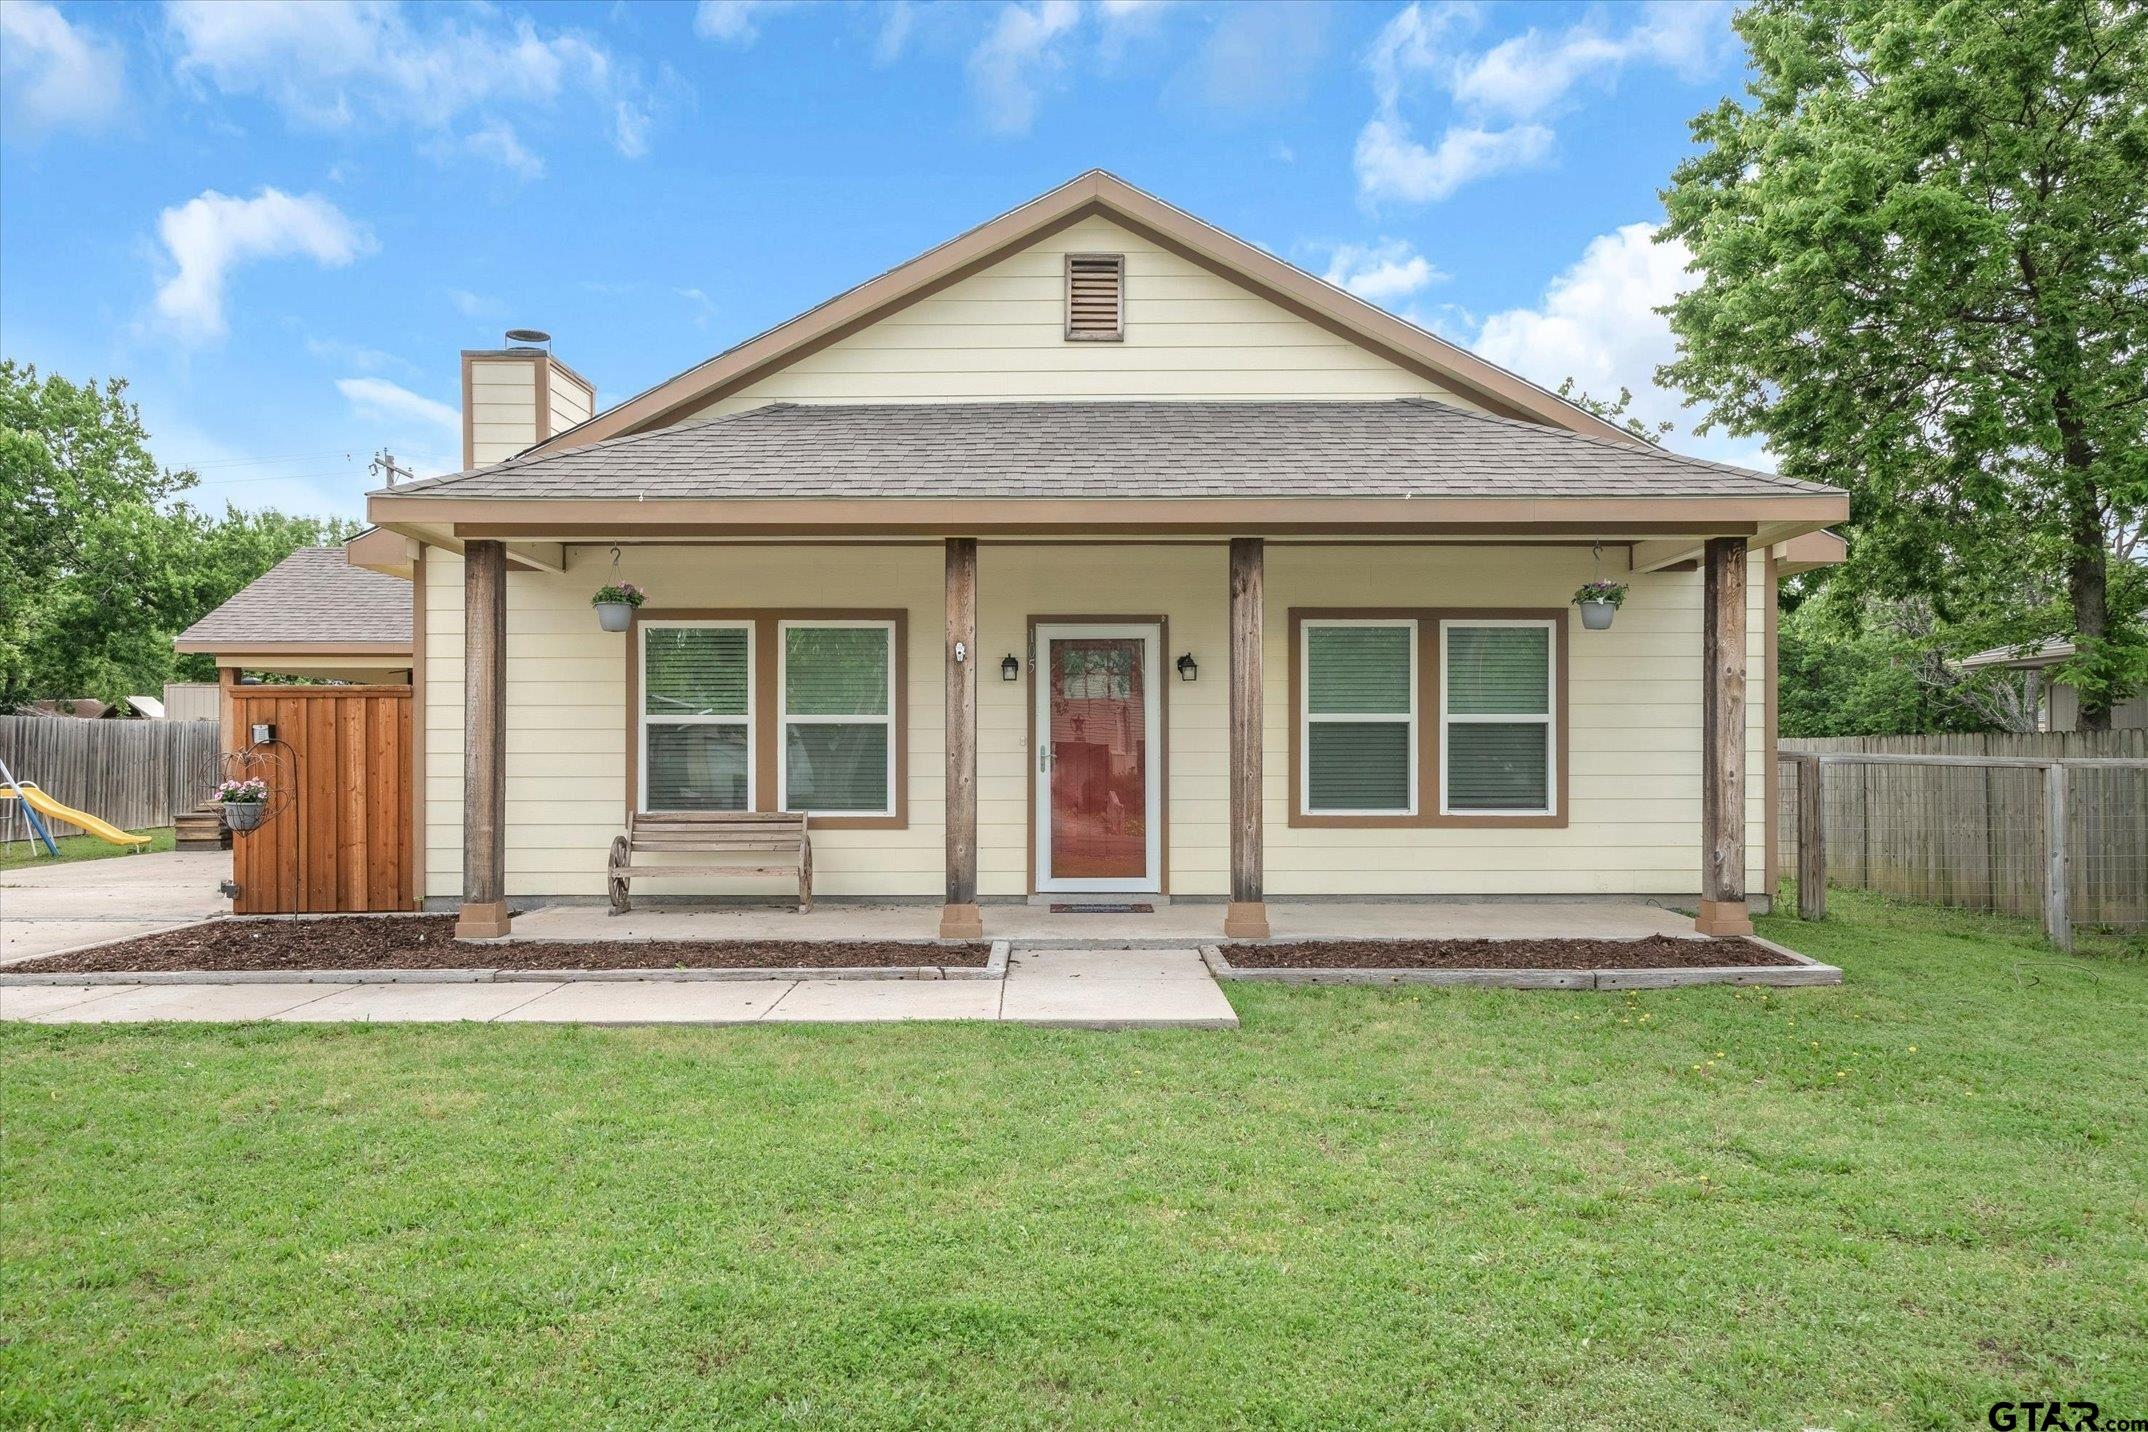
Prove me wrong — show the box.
[0,361,357,709]
[1661,0,2148,729]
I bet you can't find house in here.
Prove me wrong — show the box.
[353,171,1848,941]
[1958,624,2148,731]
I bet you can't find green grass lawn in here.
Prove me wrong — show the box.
[0,823,173,871]
[4,893,2143,1430]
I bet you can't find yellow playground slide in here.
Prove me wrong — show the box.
[1,785,153,847]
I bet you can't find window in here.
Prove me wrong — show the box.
[1300,619,1416,814]
[640,623,752,811]
[780,621,896,816]
[1441,620,1554,815]
[1065,253,1124,340]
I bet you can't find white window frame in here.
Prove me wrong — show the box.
[777,619,897,818]
[1438,617,1556,818]
[1299,617,1418,817]
[638,620,755,813]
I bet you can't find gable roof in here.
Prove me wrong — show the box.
[519,170,1645,458]
[174,546,412,654]
[390,399,1833,504]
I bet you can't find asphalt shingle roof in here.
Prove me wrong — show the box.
[176,546,412,649]
[382,399,1836,502]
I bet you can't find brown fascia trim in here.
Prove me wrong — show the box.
[365,494,1847,534]
[345,526,414,575]
[515,171,1644,458]
[173,640,413,656]
[1773,527,1848,576]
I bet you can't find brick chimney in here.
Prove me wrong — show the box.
[460,330,596,469]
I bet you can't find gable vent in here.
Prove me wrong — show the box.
[1065,253,1125,341]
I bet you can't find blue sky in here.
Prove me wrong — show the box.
[1,0,1766,519]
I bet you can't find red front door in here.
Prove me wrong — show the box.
[1046,635,1149,882]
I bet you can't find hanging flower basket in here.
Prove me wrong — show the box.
[592,582,645,632]
[214,777,268,831]
[1573,580,1628,630]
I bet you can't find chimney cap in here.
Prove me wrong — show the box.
[504,328,551,348]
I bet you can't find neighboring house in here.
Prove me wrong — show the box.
[21,699,121,719]
[353,171,1849,940]
[1958,625,2148,731]
[160,682,222,724]
[173,545,414,747]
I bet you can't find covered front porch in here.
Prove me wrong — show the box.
[421,527,1778,945]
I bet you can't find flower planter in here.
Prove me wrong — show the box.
[1578,599,1617,630]
[594,601,635,633]
[223,800,265,832]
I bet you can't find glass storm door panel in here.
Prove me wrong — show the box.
[1047,636,1149,882]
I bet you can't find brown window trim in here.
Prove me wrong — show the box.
[1287,606,1569,830]
[626,607,909,831]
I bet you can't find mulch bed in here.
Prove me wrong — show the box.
[1220,935,1795,971]
[10,916,992,975]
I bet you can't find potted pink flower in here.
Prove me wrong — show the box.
[592,582,645,632]
[1573,580,1628,630]
[215,776,269,831]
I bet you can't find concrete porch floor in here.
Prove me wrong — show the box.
[505,899,1699,947]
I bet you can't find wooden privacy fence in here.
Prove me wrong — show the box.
[227,685,413,915]
[1777,735,2148,950]
[0,715,222,839]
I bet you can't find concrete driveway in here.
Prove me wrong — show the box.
[0,850,229,965]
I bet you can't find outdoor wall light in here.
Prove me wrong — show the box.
[1176,653,1198,682]
[1001,654,1020,681]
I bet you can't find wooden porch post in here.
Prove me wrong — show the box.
[1697,536,1753,936]
[457,539,510,939]
[1224,538,1270,939]
[940,537,984,939]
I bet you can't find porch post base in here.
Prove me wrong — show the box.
[1223,901,1270,940]
[938,903,985,940]
[455,900,512,940]
[1694,899,1753,938]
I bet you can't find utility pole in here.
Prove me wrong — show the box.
[369,449,413,486]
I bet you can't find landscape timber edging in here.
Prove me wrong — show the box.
[1198,936,1841,989]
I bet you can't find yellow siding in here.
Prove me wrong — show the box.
[425,542,1766,904]
[688,215,1485,418]
[1262,546,1766,896]
[426,544,944,900]
[547,366,594,437]
[466,358,539,467]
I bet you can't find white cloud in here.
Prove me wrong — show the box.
[873,2,915,65]
[1452,2,1721,119]
[164,0,653,166]
[1354,116,1552,204]
[0,0,126,133]
[446,288,502,320]
[458,120,544,179]
[1322,238,1445,304]
[967,0,1079,135]
[1470,222,1771,467]
[1169,1,1329,115]
[336,377,459,434]
[153,188,373,343]
[694,1,795,45]
[1356,0,1729,204]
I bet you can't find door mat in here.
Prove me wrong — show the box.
[1048,903,1154,914]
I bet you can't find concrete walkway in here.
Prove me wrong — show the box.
[1,947,1239,1029]
[0,850,228,965]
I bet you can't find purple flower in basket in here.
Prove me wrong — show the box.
[214,777,268,803]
